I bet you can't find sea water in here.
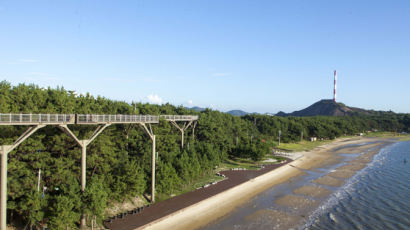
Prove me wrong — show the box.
[306,141,410,230]
[202,141,410,230]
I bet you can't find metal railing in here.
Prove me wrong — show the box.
[160,115,199,121]
[76,114,160,124]
[0,113,75,125]
[0,113,198,125]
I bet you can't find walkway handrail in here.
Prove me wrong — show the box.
[160,115,199,121]
[0,113,198,125]
[76,114,160,124]
[0,113,75,125]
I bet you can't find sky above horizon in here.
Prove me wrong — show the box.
[1,0,410,113]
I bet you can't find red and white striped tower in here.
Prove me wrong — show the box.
[333,70,337,102]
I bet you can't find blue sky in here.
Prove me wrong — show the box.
[1,0,409,113]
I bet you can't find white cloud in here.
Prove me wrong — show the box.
[147,94,163,105]
[187,100,193,105]
[212,72,231,77]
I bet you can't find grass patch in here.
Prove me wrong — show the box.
[220,157,260,170]
[364,131,410,139]
[276,140,333,152]
[220,155,285,170]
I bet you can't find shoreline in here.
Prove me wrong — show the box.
[139,137,394,230]
[139,161,301,230]
[105,159,291,229]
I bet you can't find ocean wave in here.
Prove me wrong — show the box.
[302,143,398,230]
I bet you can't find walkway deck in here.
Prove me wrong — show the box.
[0,113,198,125]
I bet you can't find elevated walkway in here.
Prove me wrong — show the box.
[0,113,75,125]
[0,113,198,125]
[0,113,198,229]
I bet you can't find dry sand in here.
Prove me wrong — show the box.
[139,138,394,230]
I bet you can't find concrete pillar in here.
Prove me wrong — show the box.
[1,146,8,230]
[181,131,184,148]
[151,135,156,203]
[81,141,87,192]
[192,124,195,141]
[80,141,87,229]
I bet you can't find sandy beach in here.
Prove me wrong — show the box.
[135,137,395,230]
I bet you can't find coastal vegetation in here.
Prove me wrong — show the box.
[0,81,409,229]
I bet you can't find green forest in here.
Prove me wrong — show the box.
[1,81,409,229]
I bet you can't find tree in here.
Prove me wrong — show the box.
[83,176,108,223]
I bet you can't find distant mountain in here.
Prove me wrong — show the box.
[186,107,249,116]
[187,106,206,112]
[227,110,249,116]
[276,99,394,117]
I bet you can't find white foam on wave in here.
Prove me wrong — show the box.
[328,212,337,223]
[301,143,398,230]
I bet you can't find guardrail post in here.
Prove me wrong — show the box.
[1,146,8,230]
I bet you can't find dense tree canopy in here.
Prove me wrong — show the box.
[0,81,408,228]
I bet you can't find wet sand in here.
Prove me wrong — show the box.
[312,175,345,187]
[244,209,299,230]
[275,195,319,211]
[293,185,332,198]
[327,169,356,178]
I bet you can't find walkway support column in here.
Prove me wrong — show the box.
[58,124,110,229]
[0,125,45,230]
[81,141,87,192]
[170,120,193,148]
[1,145,8,230]
[151,135,156,203]
[192,121,197,141]
[59,124,110,191]
[140,123,156,202]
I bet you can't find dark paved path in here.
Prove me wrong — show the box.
[105,159,291,230]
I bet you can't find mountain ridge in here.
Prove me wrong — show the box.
[276,99,395,117]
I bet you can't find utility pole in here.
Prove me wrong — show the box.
[278,130,281,146]
[37,168,41,192]
[301,131,303,142]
